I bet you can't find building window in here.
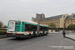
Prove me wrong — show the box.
[71,20,72,23]
[68,20,69,24]
[64,16,65,17]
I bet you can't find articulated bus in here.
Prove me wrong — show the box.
[7,20,49,38]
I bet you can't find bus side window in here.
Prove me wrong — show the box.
[25,26,27,31]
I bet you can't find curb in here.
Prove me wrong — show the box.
[49,32,62,33]
[65,36,75,41]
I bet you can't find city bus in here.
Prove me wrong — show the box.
[7,20,49,38]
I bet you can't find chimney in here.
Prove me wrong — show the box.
[42,13,45,19]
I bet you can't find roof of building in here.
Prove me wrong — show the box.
[73,15,75,18]
[47,15,63,19]
[36,14,45,20]
[66,15,72,19]
[37,14,42,19]
[66,15,75,20]
[39,15,63,21]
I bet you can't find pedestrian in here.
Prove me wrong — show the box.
[71,29,73,33]
[62,29,66,37]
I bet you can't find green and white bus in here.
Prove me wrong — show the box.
[7,20,49,38]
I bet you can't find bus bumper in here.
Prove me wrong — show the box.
[7,33,29,38]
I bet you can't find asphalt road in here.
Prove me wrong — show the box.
[0,33,75,50]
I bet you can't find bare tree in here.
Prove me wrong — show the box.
[48,23,56,32]
[0,21,3,28]
[3,25,7,28]
[48,23,56,28]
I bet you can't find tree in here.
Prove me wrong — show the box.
[48,23,56,28]
[48,23,56,32]
[0,21,3,28]
[67,24,75,29]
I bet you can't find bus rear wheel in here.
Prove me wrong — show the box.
[16,37,21,39]
[28,34,31,38]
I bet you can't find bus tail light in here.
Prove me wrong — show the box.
[17,34,20,35]
[7,33,10,34]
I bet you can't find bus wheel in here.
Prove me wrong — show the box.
[45,33,48,35]
[16,37,21,39]
[40,33,41,36]
[28,36,31,38]
[28,34,31,38]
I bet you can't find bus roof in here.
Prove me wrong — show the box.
[40,24,48,27]
[23,21,38,24]
[23,21,48,27]
[8,20,48,27]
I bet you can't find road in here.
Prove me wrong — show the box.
[0,33,75,50]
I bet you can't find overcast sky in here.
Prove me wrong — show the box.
[0,0,75,25]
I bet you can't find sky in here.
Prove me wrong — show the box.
[0,0,75,25]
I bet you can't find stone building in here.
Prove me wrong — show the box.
[65,13,75,28]
[33,13,75,28]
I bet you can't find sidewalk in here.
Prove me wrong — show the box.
[66,34,75,41]
[49,32,62,33]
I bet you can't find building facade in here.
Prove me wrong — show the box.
[33,13,75,28]
[65,13,75,28]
